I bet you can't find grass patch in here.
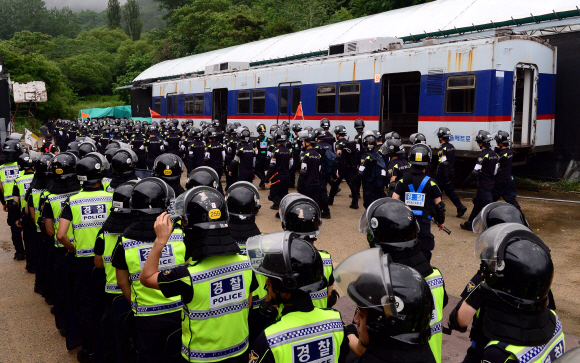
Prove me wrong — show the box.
[551,180,580,193]
[515,177,580,193]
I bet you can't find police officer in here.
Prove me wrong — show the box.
[296,129,322,208]
[185,166,221,191]
[358,198,448,363]
[94,180,136,362]
[460,130,498,231]
[225,181,261,256]
[112,178,185,363]
[474,224,564,362]
[152,153,186,195]
[205,127,226,194]
[130,125,147,169]
[0,139,24,260]
[108,148,139,192]
[166,125,181,156]
[314,129,332,219]
[383,138,410,197]
[409,132,427,145]
[229,128,255,183]
[224,125,240,190]
[279,193,337,309]
[329,125,359,209]
[351,119,365,202]
[392,144,445,262]
[320,118,335,146]
[185,127,206,172]
[335,248,436,362]
[492,130,521,211]
[57,152,113,362]
[40,134,59,154]
[434,127,467,217]
[78,141,97,159]
[246,231,349,363]
[354,130,386,209]
[254,123,269,189]
[145,125,166,170]
[12,151,39,272]
[42,152,82,337]
[267,130,292,210]
[140,186,257,363]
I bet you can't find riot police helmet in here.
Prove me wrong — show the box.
[354,118,365,131]
[320,118,331,130]
[359,198,419,249]
[191,127,202,139]
[383,138,404,155]
[50,152,79,179]
[111,180,137,213]
[334,248,433,344]
[408,144,432,166]
[152,153,184,182]
[226,123,236,135]
[256,122,266,134]
[270,124,280,137]
[384,131,401,141]
[233,122,241,128]
[495,130,511,146]
[130,177,175,214]
[436,127,451,141]
[291,123,302,134]
[247,231,326,294]
[111,148,138,178]
[17,150,39,171]
[334,125,347,137]
[298,129,316,144]
[472,202,528,234]
[35,153,55,176]
[273,129,287,143]
[186,166,220,190]
[475,130,493,145]
[238,128,251,142]
[207,127,218,139]
[409,133,427,145]
[361,130,377,151]
[105,141,121,151]
[225,181,260,221]
[76,152,109,184]
[67,142,80,157]
[279,193,322,239]
[78,142,97,158]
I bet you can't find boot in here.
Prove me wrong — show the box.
[321,210,331,219]
[456,205,468,218]
[349,203,359,210]
[460,221,473,231]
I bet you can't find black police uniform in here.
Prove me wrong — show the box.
[232,141,255,183]
[166,131,181,155]
[394,172,442,262]
[492,148,520,209]
[386,157,410,197]
[130,132,147,169]
[206,140,225,193]
[351,131,365,198]
[314,142,331,214]
[188,139,206,171]
[99,131,110,152]
[329,137,359,207]
[435,141,464,209]
[268,144,291,207]
[358,150,386,208]
[254,134,269,186]
[145,135,166,170]
[323,130,336,147]
[465,148,498,223]
[225,136,240,189]
[297,147,321,206]
[288,135,301,189]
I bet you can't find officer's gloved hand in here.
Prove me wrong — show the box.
[345,323,359,338]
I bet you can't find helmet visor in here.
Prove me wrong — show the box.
[279,193,322,234]
[474,223,532,270]
[226,181,260,218]
[190,166,220,190]
[334,248,398,318]
[246,231,292,278]
[358,198,383,234]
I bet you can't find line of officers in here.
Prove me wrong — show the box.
[0,128,573,363]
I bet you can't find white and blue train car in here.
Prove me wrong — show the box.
[149,33,555,156]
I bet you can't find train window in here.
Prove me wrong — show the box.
[194,95,204,115]
[338,83,360,114]
[292,88,301,114]
[445,75,476,113]
[154,98,161,114]
[279,88,289,114]
[184,95,194,115]
[252,90,266,114]
[238,90,250,114]
[316,85,336,114]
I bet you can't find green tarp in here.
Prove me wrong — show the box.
[78,105,132,120]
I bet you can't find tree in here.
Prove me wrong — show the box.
[60,54,112,96]
[107,0,122,29]
[123,0,142,41]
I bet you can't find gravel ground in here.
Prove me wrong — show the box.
[0,178,578,362]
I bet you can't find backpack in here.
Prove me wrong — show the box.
[368,153,387,188]
[321,146,336,176]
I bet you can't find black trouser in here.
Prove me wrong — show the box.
[288,160,298,188]
[74,257,96,352]
[53,246,68,329]
[329,166,358,206]
[362,182,382,209]
[136,152,147,169]
[7,210,24,255]
[300,183,320,206]
[436,172,464,209]
[270,175,289,206]
[255,154,267,184]
[22,215,36,269]
[209,166,224,194]
[225,168,238,190]
[101,292,119,362]
[417,217,435,263]
[135,312,181,363]
[467,184,494,222]
[318,176,330,213]
[36,231,52,295]
[492,178,520,209]
[238,173,254,184]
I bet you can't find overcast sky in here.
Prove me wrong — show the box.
[44,0,128,12]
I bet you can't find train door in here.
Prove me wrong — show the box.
[212,88,228,129]
[512,64,538,147]
[166,93,178,117]
[380,72,421,141]
[277,82,302,124]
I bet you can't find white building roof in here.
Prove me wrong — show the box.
[134,0,580,82]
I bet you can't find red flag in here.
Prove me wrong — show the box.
[292,102,303,121]
[81,111,91,119]
[150,107,160,118]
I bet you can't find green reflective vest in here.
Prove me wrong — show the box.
[487,311,565,362]
[102,231,122,294]
[68,190,112,257]
[426,268,445,363]
[122,230,186,316]
[311,251,333,309]
[14,173,34,209]
[30,186,47,232]
[264,308,344,363]
[0,162,20,201]
[48,191,79,248]
[180,254,253,362]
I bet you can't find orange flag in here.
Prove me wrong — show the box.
[292,102,303,120]
[150,107,160,117]
[81,111,91,119]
